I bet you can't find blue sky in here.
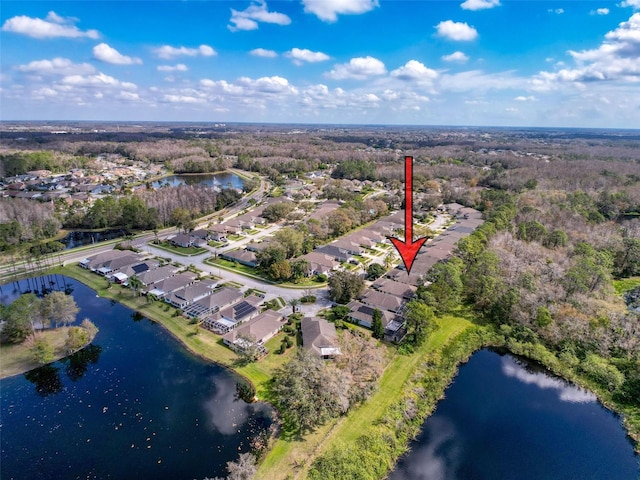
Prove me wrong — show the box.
[1,0,639,127]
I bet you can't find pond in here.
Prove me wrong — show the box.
[61,229,128,250]
[0,276,273,480]
[152,172,244,190]
[388,349,639,480]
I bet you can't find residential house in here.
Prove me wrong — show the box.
[165,279,217,309]
[346,300,396,329]
[300,252,339,276]
[222,310,284,354]
[137,265,180,287]
[315,244,356,263]
[170,234,206,248]
[219,249,259,268]
[186,286,243,319]
[203,295,263,333]
[371,279,417,299]
[301,316,341,359]
[147,272,198,298]
[360,289,405,313]
[79,250,139,273]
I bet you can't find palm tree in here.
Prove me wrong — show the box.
[288,297,300,314]
[128,275,144,297]
[384,253,395,270]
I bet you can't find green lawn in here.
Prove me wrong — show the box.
[153,241,207,256]
[257,311,475,480]
[205,256,266,279]
[613,277,640,295]
[227,234,244,241]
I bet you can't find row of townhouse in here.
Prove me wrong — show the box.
[345,204,484,342]
[79,248,286,357]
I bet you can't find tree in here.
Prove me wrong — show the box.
[327,210,353,237]
[31,337,54,365]
[328,270,364,304]
[366,263,386,280]
[288,298,300,314]
[419,257,464,314]
[404,300,436,346]
[225,452,258,480]
[271,350,342,432]
[273,227,304,258]
[256,244,287,272]
[371,309,384,340]
[269,260,292,281]
[2,293,41,343]
[40,291,79,327]
[128,275,144,297]
[262,202,295,222]
[290,259,310,282]
[235,334,260,365]
[171,207,194,233]
[65,326,90,353]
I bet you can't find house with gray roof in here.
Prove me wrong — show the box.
[222,310,284,354]
[301,316,341,359]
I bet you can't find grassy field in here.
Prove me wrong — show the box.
[152,241,207,256]
[612,277,640,295]
[0,327,97,379]
[256,311,475,480]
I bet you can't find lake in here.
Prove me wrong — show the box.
[0,276,273,480]
[152,172,244,190]
[388,349,639,480]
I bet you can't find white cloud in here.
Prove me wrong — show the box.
[153,45,216,59]
[390,60,438,82]
[502,357,596,404]
[2,11,100,39]
[326,56,386,79]
[514,95,536,101]
[535,13,640,87]
[157,64,188,72]
[250,48,278,58]
[163,94,206,104]
[237,75,298,95]
[61,73,137,90]
[621,0,640,8]
[118,91,140,101]
[302,0,379,22]
[435,20,478,41]
[228,0,291,31]
[16,58,96,76]
[590,8,610,15]
[548,8,564,14]
[286,48,330,65]
[442,51,469,62]
[93,43,142,65]
[461,0,500,11]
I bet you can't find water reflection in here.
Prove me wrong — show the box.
[62,344,103,382]
[152,172,244,190]
[388,349,638,480]
[501,356,596,403]
[23,364,64,397]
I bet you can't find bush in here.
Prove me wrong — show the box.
[580,354,625,392]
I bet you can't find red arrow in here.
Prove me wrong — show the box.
[389,156,427,274]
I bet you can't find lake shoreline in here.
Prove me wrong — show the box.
[0,326,98,379]
[29,268,639,478]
